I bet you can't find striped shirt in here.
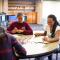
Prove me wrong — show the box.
[7,22,33,35]
[0,34,26,60]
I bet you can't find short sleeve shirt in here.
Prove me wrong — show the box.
[45,25,60,36]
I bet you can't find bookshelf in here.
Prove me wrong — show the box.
[8,0,37,23]
[8,0,35,14]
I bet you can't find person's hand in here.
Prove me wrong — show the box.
[43,36,49,41]
[43,36,59,43]
[42,36,49,44]
[34,33,41,37]
[12,27,18,33]
[34,32,44,37]
[17,30,24,33]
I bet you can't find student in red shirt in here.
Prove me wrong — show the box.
[7,13,33,35]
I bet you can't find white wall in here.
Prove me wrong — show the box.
[42,1,60,25]
[0,0,8,14]
[35,1,43,24]
[3,0,8,14]
[0,0,3,12]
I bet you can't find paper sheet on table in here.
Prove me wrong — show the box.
[31,36,49,44]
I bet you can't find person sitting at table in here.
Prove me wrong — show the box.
[0,26,26,60]
[35,14,60,60]
[35,14,60,43]
[7,13,33,35]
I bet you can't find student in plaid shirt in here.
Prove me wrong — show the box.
[0,27,26,60]
[7,13,33,35]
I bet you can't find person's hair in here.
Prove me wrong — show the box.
[17,13,23,17]
[48,14,59,37]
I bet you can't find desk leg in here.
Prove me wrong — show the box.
[48,55,52,60]
[35,57,44,60]
[56,53,58,60]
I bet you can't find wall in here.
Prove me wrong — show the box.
[35,1,43,24]
[0,0,3,12]
[0,0,8,14]
[3,0,8,14]
[0,0,42,24]
[42,1,60,25]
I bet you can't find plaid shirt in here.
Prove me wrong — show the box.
[0,34,26,60]
[7,22,33,35]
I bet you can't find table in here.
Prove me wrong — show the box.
[12,34,59,59]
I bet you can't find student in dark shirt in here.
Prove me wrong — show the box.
[7,13,33,35]
[0,27,26,60]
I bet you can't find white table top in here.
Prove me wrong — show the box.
[12,34,58,56]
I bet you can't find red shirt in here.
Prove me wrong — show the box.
[7,22,33,35]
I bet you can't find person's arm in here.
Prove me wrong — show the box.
[11,36,26,56]
[7,22,16,34]
[22,22,33,35]
[43,30,60,43]
[34,31,47,37]
[55,30,60,41]
[43,36,58,43]
[34,25,47,36]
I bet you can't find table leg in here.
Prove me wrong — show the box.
[56,53,58,60]
[48,55,52,60]
[35,57,44,60]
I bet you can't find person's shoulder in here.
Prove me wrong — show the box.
[56,25,60,29]
[44,24,49,30]
[9,22,18,26]
[23,22,27,23]
[11,21,17,24]
[13,21,18,24]
[56,25,60,31]
[23,22,27,24]
[6,33,16,39]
